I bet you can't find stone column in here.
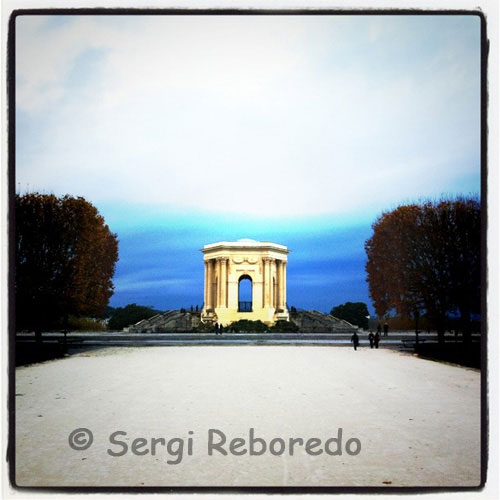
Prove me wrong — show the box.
[204,260,208,309]
[207,259,214,309]
[273,264,278,308]
[215,258,220,308]
[281,260,287,309]
[282,261,287,309]
[263,258,271,306]
[261,258,266,308]
[211,259,217,309]
[276,260,283,309]
[220,257,228,308]
[269,258,275,308]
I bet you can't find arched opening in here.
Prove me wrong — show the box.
[238,275,252,312]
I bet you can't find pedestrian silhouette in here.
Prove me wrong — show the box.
[374,332,380,349]
[351,332,360,351]
[214,322,219,335]
[368,331,374,349]
[383,322,389,337]
[377,323,382,335]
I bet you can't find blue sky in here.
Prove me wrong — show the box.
[16,14,481,314]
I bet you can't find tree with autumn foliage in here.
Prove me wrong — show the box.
[15,193,119,340]
[365,197,480,343]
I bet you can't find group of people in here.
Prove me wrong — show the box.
[367,331,381,349]
[350,331,381,350]
[350,323,389,351]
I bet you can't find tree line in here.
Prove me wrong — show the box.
[365,197,481,343]
[15,193,480,342]
[16,193,118,340]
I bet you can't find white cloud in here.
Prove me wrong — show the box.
[16,15,480,217]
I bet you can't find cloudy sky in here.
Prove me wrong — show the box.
[16,14,481,313]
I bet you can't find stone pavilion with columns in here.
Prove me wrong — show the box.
[201,239,290,326]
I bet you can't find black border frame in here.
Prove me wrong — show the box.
[7,7,489,494]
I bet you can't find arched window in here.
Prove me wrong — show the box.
[238,275,252,312]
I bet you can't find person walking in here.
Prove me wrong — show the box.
[351,332,360,351]
[214,322,219,335]
[374,331,380,349]
[383,322,389,337]
[368,331,375,349]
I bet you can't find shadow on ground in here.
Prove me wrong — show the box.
[415,342,481,369]
[16,343,69,366]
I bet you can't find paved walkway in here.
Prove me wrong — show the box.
[15,346,480,487]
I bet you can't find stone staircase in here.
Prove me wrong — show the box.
[126,310,202,333]
[126,309,357,333]
[292,310,357,333]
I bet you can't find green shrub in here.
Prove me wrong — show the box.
[55,315,107,331]
[108,303,160,331]
[330,302,369,330]
[269,320,299,333]
[228,319,269,333]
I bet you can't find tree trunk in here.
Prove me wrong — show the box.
[436,318,445,345]
[415,313,420,345]
[461,309,472,345]
[432,312,446,345]
[436,327,445,345]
